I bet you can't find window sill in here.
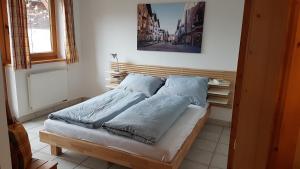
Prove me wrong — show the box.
[31,58,66,65]
[4,58,66,67]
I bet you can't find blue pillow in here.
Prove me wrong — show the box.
[118,73,164,97]
[156,75,208,107]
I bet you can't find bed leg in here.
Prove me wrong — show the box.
[51,145,62,156]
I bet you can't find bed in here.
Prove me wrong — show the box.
[39,63,236,169]
[40,104,210,169]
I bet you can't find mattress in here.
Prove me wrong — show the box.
[44,104,208,162]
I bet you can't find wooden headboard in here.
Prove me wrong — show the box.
[111,62,236,108]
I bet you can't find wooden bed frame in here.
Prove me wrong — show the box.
[39,63,236,169]
[40,106,210,169]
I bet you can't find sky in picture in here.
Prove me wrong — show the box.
[151,3,185,35]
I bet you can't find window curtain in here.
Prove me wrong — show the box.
[62,0,78,64]
[8,0,31,69]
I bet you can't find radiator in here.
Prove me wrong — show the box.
[28,69,68,111]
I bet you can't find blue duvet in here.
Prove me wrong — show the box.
[103,94,190,144]
[49,89,147,129]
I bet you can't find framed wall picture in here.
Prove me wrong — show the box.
[137,2,206,53]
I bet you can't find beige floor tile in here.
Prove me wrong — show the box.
[192,139,217,152]
[203,125,223,135]
[32,151,56,161]
[23,115,47,128]
[23,121,41,130]
[180,160,209,169]
[52,158,79,169]
[219,133,230,145]
[30,138,48,153]
[24,120,44,141]
[215,143,229,156]
[198,131,221,142]
[58,150,88,164]
[39,145,68,155]
[222,127,231,136]
[186,149,213,165]
[81,157,110,169]
[27,125,44,137]
[27,130,39,141]
[210,154,228,169]
[74,165,92,169]
[209,167,222,169]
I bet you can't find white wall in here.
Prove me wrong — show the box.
[0,56,12,169]
[76,0,244,122]
[77,0,244,96]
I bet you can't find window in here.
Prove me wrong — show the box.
[26,0,57,61]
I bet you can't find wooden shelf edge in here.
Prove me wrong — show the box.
[208,89,231,96]
[207,97,229,104]
[208,79,231,87]
[210,103,233,108]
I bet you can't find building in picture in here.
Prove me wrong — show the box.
[174,2,205,48]
[138,4,170,47]
[137,2,205,53]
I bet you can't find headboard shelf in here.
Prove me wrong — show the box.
[110,62,236,108]
[207,97,230,106]
[208,88,231,96]
[208,79,231,87]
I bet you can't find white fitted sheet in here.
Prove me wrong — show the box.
[44,104,208,162]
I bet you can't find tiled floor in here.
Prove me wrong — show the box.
[24,116,230,169]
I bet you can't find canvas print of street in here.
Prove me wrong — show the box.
[137,2,205,53]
